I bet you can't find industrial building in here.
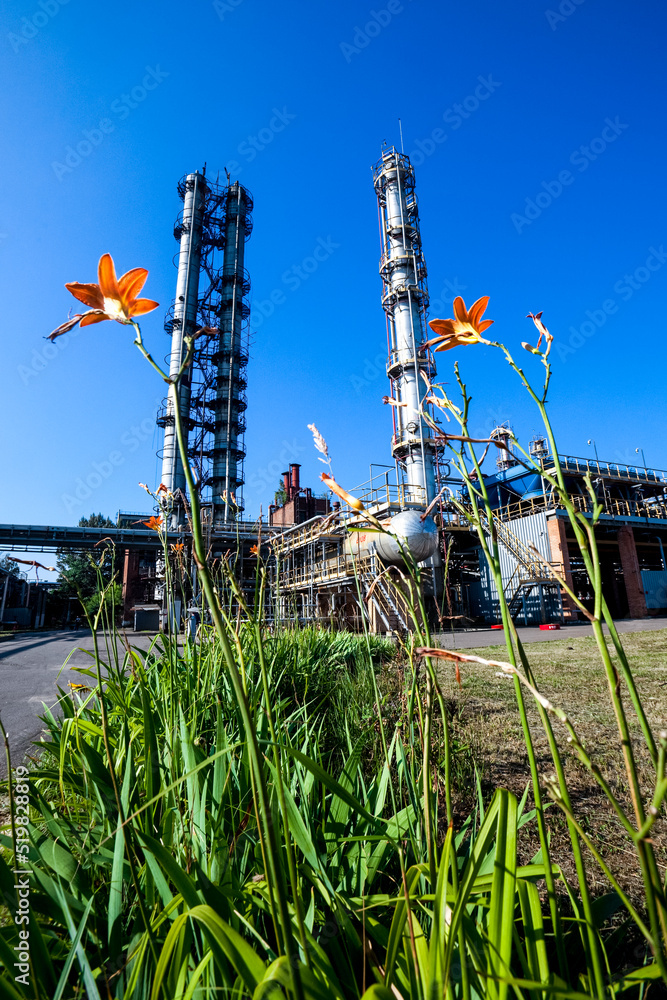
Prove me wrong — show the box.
[1,150,666,633]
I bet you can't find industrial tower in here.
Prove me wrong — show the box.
[373,147,438,506]
[158,170,253,525]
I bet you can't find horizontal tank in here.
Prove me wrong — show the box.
[344,510,439,565]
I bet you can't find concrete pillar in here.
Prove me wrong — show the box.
[617,525,648,618]
[547,517,577,619]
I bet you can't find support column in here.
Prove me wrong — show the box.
[547,517,577,619]
[617,525,648,618]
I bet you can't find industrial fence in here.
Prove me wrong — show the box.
[486,493,667,524]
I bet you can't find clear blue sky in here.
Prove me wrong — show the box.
[2,0,666,550]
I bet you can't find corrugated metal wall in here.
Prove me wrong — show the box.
[475,511,562,624]
[641,569,667,609]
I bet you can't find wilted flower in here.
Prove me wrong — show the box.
[48,254,158,341]
[320,473,365,511]
[523,311,554,357]
[7,557,56,581]
[382,395,407,407]
[424,296,494,352]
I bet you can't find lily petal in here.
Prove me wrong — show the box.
[468,296,490,326]
[65,282,105,310]
[79,311,110,327]
[98,253,120,298]
[428,318,457,337]
[129,298,160,317]
[477,318,494,333]
[452,296,469,323]
[118,267,148,302]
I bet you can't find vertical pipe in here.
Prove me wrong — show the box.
[373,148,437,505]
[0,573,8,622]
[161,172,206,497]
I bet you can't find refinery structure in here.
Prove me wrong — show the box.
[2,149,667,632]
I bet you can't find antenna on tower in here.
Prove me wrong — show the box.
[398,118,404,153]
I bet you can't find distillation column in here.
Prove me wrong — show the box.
[373,148,437,506]
[160,171,206,496]
[210,181,252,524]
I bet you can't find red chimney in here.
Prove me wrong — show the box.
[290,464,301,495]
[282,471,290,499]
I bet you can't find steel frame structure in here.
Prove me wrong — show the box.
[157,170,253,524]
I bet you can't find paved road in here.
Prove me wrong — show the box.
[433,616,667,649]
[0,630,155,776]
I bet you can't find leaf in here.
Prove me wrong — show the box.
[136,830,201,909]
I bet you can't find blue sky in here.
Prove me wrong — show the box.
[2,0,666,557]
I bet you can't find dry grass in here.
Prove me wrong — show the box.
[436,629,667,904]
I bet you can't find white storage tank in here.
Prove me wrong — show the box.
[344,509,439,566]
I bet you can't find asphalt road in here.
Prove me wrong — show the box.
[0,629,154,776]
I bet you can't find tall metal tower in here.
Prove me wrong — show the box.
[158,170,253,525]
[373,147,438,506]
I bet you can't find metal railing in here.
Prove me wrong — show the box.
[489,493,667,524]
[354,476,427,510]
[541,454,667,485]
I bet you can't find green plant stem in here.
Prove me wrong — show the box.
[163,366,305,1000]
[89,622,160,969]
[502,349,667,970]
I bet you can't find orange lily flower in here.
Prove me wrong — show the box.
[249,544,259,556]
[142,516,163,531]
[170,542,184,553]
[424,295,494,352]
[48,253,159,341]
[320,473,365,512]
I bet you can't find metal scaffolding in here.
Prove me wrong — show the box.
[157,170,253,524]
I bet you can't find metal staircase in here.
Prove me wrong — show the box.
[461,504,560,621]
[361,559,412,634]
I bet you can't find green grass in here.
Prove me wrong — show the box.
[435,629,667,900]
[0,619,664,996]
